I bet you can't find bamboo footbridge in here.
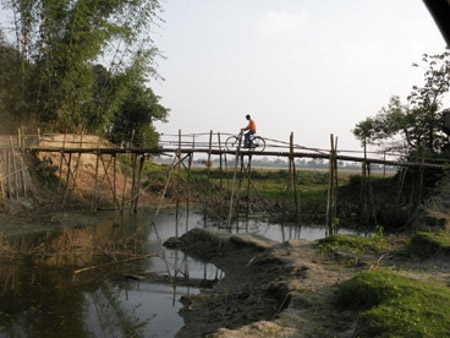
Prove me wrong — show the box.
[0,129,448,230]
[25,130,448,169]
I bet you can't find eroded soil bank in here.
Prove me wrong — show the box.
[166,228,359,337]
[169,226,450,337]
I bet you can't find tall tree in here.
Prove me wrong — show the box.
[109,79,168,147]
[0,29,30,131]
[2,0,163,130]
[353,51,450,153]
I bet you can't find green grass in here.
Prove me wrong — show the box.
[410,231,450,257]
[189,168,330,220]
[317,230,388,255]
[336,269,450,337]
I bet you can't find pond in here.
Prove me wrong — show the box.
[0,209,368,337]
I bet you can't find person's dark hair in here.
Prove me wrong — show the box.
[246,114,251,119]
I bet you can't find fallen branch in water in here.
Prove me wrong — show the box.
[73,252,157,274]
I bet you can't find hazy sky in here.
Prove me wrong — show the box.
[151,0,449,151]
[0,1,448,152]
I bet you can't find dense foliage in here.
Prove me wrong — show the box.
[0,0,168,145]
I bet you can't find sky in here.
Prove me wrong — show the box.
[0,1,448,152]
[149,0,449,151]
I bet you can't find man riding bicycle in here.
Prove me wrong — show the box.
[241,114,256,148]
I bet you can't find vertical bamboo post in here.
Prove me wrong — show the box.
[0,176,5,202]
[62,153,72,205]
[218,132,224,213]
[291,133,300,222]
[368,163,377,225]
[218,132,223,192]
[289,132,294,212]
[333,136,339,220]
[186,135,195,211]
[326,134,334,232]
[10,137,18,198]
[19,150,26,197]
[417,148,425,208]
[133,155,145,213]
[113,153,117,211]
[57,131,67,193]
[235,154,246,218]
[204,130,213,217]
[176,129,182,217]
[17,129,22,150]
[361,137,368,225]
[227,130,243,228]
[288,133,293,199]
[92,139,101,211]
[6,151,11,198]
[130,153,137,212]
[0,152,5,200]
[70,130,84,187]
[246,155,252,217]
[37,128,41,146]
[120,156,127,210]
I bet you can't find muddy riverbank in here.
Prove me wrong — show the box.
[167,228,357,337]
[165,226,450,337]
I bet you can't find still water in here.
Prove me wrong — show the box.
[0,209,366,337]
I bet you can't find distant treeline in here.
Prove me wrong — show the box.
[155,156,397,172]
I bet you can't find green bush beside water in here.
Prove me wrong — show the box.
[410,231,450,257]
[317,231,388,254]
[336,270,450,337]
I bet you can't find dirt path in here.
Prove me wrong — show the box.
[167,228,359,337]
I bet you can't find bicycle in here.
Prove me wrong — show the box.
[225,132,266,152]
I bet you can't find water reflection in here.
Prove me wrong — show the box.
[0,208,368,337]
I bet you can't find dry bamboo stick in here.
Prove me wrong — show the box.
[0,167,29,181]
[73,253,156,274]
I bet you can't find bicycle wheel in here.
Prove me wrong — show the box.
[225,135,240,151]
[251,136,266,152]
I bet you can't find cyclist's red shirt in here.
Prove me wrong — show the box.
[244,119,256,132]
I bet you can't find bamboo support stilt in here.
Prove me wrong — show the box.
[113,154,117,210]
[292,134,301,223]
[204,130,213,217]
[176,130,182,217]
[70,131,84,187]
[10,137,18,199]
[92,138,101,211]
[62,153,72,205]
[186,135,195,211]
[57,131,67,193]
[326,134,338,233]
[246,155,252,217]
[6,151,11,198]
[130,153,137,213]
[227,131,243,228]
[133,155,145,213]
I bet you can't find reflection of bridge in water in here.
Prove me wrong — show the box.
[0,130,449,230]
